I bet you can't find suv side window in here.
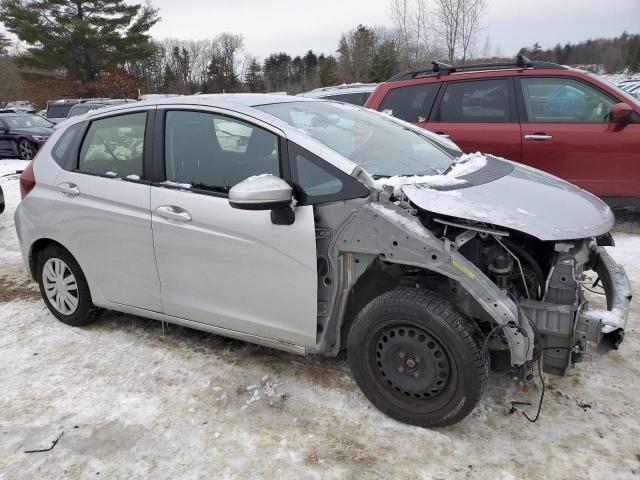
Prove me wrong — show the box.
[164,110,279,195]
[78,112,146,178]
[379,84,440,122]
[434,79,511,123]
[520,77,617,123]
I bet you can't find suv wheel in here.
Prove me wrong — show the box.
[347,289,488,428]
[18,140,35,160]
[37,245,98,326]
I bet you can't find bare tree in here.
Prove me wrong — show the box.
[433,0,487,63]
[388,0,438,69]
[459,0,487,63]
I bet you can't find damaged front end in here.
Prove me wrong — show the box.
[520,240,632,375]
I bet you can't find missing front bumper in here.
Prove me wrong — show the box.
[580,246,632,351]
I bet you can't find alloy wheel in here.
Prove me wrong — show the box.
[18,141,35,160]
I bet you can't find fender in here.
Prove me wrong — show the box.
[318,201,534,367]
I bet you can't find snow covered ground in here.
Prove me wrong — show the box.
[0,167,639,479]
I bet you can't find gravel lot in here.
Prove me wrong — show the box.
[1,169,639,479]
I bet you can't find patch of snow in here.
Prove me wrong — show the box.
[105,171,117,177]
[372,151,487,196]
[126,174,141,181]
[0,159,29,177]
[516,208,536,217]
[161,180,192,189]
[588,308,627,333]
[369,203,429,238]
[232,174,287,193]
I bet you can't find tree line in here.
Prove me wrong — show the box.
[518,33,640,73]
[0,0,638,108]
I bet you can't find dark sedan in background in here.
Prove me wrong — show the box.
[0,113,55,160]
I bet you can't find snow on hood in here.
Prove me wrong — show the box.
[401,157,615,241]
[372,152,487,196]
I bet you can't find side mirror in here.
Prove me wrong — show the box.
[229,175,295,225]
[610,102,633,124]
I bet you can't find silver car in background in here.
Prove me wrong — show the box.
[297,83,378,105]
[14,94,630,427]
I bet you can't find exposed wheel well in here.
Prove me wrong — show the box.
[340,268,397,350]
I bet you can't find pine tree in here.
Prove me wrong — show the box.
[370,41,398,82]
[0,0,159,83]
[244,58,264,93]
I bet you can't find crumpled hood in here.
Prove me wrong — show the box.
[402,157,614,241]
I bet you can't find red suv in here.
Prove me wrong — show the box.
[366,56,640,208]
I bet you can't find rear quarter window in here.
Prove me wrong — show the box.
[52,123,84,168]
[378,83,440,122]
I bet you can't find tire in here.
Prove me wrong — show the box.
[18,139,36,160]
[36,245,98,327]
[347,288,488,428]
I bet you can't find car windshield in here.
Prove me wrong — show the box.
[592,74,640,107]
[3,114,53,129]
[257,101,459,177]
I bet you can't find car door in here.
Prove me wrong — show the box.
[53,108,162,311]
[0,118,14,156]
[426,77,522,161]
[518,76,640,198]
[150,107,318,347]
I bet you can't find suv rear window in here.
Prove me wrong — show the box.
[324,92,371,106]
[434,79,511,123]
[379,84,440,122]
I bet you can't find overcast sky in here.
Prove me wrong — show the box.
[146,0,640,59]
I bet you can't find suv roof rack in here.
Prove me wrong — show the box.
[387,54,567,82]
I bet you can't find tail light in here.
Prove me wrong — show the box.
[20,160,36,199]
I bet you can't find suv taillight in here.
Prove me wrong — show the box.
[20,161,36,199]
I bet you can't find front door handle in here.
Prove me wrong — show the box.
[155,205,192,222]
[58,182,79,196]
[524,134,553,141]
[435,132,450,139]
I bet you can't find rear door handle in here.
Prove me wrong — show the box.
[155,205,192,222]
[58,182,79,196]
[524,134,553,141]
[435,132,450,139]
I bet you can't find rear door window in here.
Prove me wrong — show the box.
[78,112,147,178]
[434,79,511,123]
[378,83,440,122]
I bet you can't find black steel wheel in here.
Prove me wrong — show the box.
[348,289,488,428]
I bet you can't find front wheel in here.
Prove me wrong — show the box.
[18,139,36,160]
[347,289,488,428]
[37,245,98,326]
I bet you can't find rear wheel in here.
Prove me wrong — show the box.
[18,140,35,160]
[37,245,98,326]
[347,289,488,428]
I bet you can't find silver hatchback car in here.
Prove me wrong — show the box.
[14,94,631,427]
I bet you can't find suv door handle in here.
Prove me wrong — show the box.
[58,182,79,196]
[435,132,450,138]
[524,134,553,141]
[155,205,192,222]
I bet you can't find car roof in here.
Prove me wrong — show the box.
[58,93,359,175]
[298,83,378,98]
